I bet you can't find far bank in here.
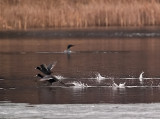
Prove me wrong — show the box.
[1,0,160,30]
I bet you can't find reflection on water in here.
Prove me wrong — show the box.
[1,30,160,104]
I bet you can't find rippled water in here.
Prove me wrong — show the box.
[0,102,160,119]
[1,28,160,118]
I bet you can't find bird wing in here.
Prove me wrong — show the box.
[39,77,50,81]
[39,75,53,81]
[40,64,50,74]
[41,64,48,70]
[51,75,59,81]
[47,62,57,70]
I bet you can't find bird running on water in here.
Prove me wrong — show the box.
[36,73,67,86]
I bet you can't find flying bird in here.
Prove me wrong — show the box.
[35,62,57,75]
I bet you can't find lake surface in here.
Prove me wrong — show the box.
[1,28,160,118]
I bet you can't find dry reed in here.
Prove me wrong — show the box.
[1,0,160,30]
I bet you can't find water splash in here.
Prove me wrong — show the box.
[95,73,106,82]
[112,81,126,89]
[139,71,144,85]
[54,75,65,80]
[71,81,88,88]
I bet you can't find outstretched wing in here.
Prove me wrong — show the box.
[47,62,57,70]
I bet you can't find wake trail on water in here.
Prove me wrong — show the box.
[35,51,129,54]
[36,72,160,88]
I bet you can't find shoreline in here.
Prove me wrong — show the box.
[1,26,160,39]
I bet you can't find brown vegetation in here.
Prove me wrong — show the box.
[1,0,160,30]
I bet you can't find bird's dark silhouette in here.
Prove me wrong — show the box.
[36,74,67,86]
[67,44,74,50]
[64,44,75,53]
[35,62,56,75]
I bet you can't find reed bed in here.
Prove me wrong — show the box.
[1,0,160,30]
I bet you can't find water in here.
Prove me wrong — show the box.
[0,102,160,119]
[1,28,160,118]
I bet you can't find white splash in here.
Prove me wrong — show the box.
[112,81,126,89]
[119,83,126,88]
[96,73,105,81]
[71,81,88,88]
[64,50,75,54]
[54,75,65,80]
[64,50,71,54]
[139,71,144,84]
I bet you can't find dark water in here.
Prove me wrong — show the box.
[1,29,160,104]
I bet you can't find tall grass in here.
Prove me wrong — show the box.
[1,0,160,30]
